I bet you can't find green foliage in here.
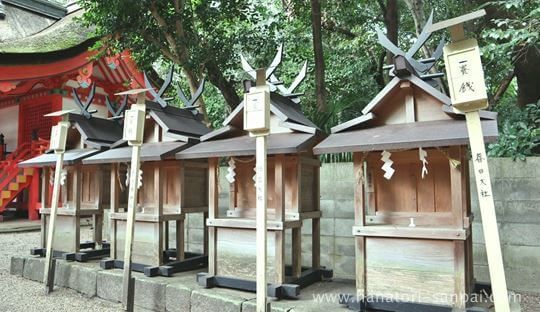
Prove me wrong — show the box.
[488,96,540,160]
[204,85,229,128]
[77,0,538,160]
[480,0,540,94]
[78,0,283,91]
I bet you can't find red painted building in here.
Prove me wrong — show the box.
[0,1,143,219]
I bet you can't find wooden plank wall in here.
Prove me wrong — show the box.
[367,149,455,225]
[216,228,278,283]
[366,237,456,306]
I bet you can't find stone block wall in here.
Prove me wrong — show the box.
[470,157,540,293]
[183,158,540,293]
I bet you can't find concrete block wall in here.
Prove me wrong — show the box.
[184,158,540,293]
[470,157,540,293]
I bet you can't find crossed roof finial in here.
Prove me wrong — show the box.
[377,11,445,80]
[72,83,97,119]
[105,94,128,121]
[144,66,205,115]
[240,44,307,103]
[144,66,174,108]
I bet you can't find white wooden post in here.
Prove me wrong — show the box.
[43,111,71,294]
[436,11,510,311]
[465,110,510,312]
[117,89,148,311]
[255,134,267,311]
[244,69,271,312]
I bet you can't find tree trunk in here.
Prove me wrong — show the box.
[515,46,540,107]
[384,0,399,64]
[403,0,431,58]
[204,61,241,110]
[310,0,327,112]
[491,69,514,108]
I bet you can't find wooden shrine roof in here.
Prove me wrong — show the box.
[176,133,317,159]
[222,92,319,132]
[313,119,498,154]
[83,141,190,164]
[19,112,123,166]
[68,113,123,148]
[145,101,211,139]
[269,92,319,129]
[19,148,99,167]
[361,75,451,116]
[176,90,320,159]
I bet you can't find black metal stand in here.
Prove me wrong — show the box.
[197,266,333,299]
[340,282,493,312]
[31,241,110,261]
[100,250,207,277]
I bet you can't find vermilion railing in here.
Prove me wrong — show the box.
[0,139,48,169]
[0,139,49,196]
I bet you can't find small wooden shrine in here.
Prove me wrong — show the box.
[314,18,499,310]
[177,49,332,298]
[84,70,211,277]
[20,85,123,261]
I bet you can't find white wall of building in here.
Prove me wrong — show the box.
[0,105,19,152]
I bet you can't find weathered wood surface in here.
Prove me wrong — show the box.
[353,225,468,240]
[365,238,457,306]
[314,119,497,154]
[50,215,79,252]
[176,133,316,159]
[367,150,452,216]
[83,141,189,164]
[19,149,99,167]
[146,103,211,137]
[429,9,486,33]
[206,217,300,230]
[208,158,219,275]
[222,93,319,131]
[68,113,123,144]
[115,220,162,266]
[222,155,319,216]
[216,228,278,283]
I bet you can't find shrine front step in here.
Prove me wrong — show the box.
[10,255,357,312]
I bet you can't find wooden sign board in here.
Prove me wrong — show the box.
[444,38,488,112]
[244,89,270,133]
[123,108,145,145]
[49,123,69,153]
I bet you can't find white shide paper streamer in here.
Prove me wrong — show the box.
[381,150,395,180]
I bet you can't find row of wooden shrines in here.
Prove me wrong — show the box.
[20,40,499,310]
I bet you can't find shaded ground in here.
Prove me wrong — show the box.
[0,220,538,311]
[0,226,122,312]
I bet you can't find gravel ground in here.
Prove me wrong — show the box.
[0,227,539,311]
[0,228,122,312]
[519,292,540,312]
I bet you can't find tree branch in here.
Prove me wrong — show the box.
[140,30,180,64]
[172,0,186,39]
[491,69,515,107]
[149,1,180,59]
[321,18,358,39]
